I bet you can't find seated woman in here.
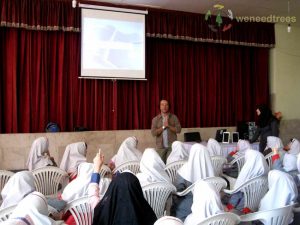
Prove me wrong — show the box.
[108,136,142,171]
[264,136,285,156]
[184,180,224,225]
[26,137,57,171]
[166,141,189,165]
[2,191,64,225]
[272,138,300,173]
[1,171,35,209]
[259,170,297,212]
[207,138,222,156]
[224,149,269,214]
[136,148,171,187]
[227,139,251,160]
[92,172,157,225]
[171,144,215,221]
[59,142,87,181]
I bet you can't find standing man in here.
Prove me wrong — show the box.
[151,99,181,163]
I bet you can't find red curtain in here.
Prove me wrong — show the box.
[116,38,269,130]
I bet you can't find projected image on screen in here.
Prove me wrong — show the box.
[81,8,146,79]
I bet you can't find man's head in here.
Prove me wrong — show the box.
[160,99,170,114]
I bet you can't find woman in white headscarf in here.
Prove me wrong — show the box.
[171,144,215,221]
[154,216,183,225]
[166,141,189,165]
[61,162,94,202]
[108,136,142,170]
[225,149,269,213]
[136,148,171,187]
[264,136,284,156]
[207,138,222,156]
[1,171,35,209]
[184,180,224,225]
[59,142,87,180]
[227,139,251,160]
[259,170,297,212]
[2,191,64,225]
[26,137,56,171]
[271,138,300,173]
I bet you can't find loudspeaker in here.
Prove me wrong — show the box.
[237,121,249,140]
[232,132,239,142]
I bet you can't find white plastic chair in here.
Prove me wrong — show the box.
[229,155,246,174]
[99,165,111,178]
[222,155,246,189]
[142,181,176,218]
[0,170,14,193]
[165,160,187,184]
[154,216,184,225]
[112,160,140,175]
[176,176,227,196]
[211,156,227,176]
[32,166,68,197]
[64,196,93,225]
[223,176,268,212]
[264,152,273,170]
[0,204,17,222]
[195,212,240,225]
[240,204,294,225]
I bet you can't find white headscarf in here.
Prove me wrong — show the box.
[236,140,251,156]
[166,141,189,165]
[61,162,94,202]
[111,137,142,167]
[3,192,63,225]
[154,216,183,225]
[207,138,222,156]
[26,137,53,171]
[234,149,269,188]
[184,180,224,225]
[266,136,284,150]
[281,139,300,172]
[259,170,297,211]
[178,144,215,183]
[136,148,171,187]
[1,171,35,209]
[288,139,300,155]
[59,142,87,174]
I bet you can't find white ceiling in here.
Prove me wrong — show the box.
[91,0,300,27]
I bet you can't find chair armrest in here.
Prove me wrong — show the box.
[240,212,263,222]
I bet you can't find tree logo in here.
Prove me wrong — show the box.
[205,4,234,32]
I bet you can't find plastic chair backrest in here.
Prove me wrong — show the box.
[0,170,14,193]
[142,182,176,218]
[165,160,187,184]
[196,212,240,225]
[0,204,17,222]
[176,177,227,196]
[32,166,68,197]
[99,165,111,178]
[264,152,273,170]
[112,160,140,175]
[64,196,93,225]
[224,176,268,212]
[211,156,227,176]
[241,204,294,225]
[230,155,245,174]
